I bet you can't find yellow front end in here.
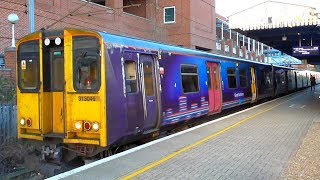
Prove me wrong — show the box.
[17,29,107,148]
[17,32,43,140]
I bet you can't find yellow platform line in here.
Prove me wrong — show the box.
[121,92,305,180]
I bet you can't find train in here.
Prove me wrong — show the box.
[16,29,319,163]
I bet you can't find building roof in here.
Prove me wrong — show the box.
[228,0,316,18]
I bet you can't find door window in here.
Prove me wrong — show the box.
[206,67,212,89]
[143,62,154,96]
[124,61,138,93]
[52,52,64,91]
[214,69,219,90]
[239,69,247,88]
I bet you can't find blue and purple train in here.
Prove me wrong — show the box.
[16,29,318,162]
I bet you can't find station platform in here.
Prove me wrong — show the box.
[48,87,320,180]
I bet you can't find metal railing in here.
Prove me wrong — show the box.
[0,105,17,143]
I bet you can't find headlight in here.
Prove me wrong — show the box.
[75,121,82,130]
[20,118,25,126]
[92,122,99,131]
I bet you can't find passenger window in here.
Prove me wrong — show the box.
[73,36,100,92]
[239,69,247,88]
[227,68,237,89]
[124,61,137,93]
[181,65,199,93]
[206,67,212,89]
[143,62,154,96]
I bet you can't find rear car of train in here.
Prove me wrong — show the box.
[16,29,106,161]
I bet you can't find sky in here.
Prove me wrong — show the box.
[215,0,320,17]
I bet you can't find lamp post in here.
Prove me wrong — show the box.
[7,14,19,48]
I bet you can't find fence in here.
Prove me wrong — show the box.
[0,105,17,143]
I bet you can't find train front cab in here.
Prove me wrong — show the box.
[17,29,107,160]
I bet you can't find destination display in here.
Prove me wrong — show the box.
[292,46,320,56]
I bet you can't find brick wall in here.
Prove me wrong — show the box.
[1,0,218,51]
[0,0,169,54]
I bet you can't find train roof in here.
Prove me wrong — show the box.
[98,31,294,70]
[17,29,295,70]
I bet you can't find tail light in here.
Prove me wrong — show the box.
[26,118,32,127]
[84,122,91,131]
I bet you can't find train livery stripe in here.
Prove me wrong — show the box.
[164,107,208,119]
[47,91,305,180]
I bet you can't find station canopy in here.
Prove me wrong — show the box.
[228,1,320,65]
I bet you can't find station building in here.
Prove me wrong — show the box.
[0,0,217,79]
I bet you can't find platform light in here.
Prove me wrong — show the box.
[75,121,82,130]
[20,118,25,126]
[8,13,19,47]
[55,37,61,45]
[92,122,99,131]
[44,38,50,46]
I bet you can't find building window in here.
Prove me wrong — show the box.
[164,6,175,23]
[227,68,237,89]
[124,61,138,93]
[239,69,247,88]
[91,0,105,6]
[181,65,199,93]
[123,0,147,18]
[0,54,4,68]
[196,46,211,52]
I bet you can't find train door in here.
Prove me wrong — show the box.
[207,62,222,114]
[124,52,143,133]
[50,49,65,134]
[250,67,257,102]
[139,54,159,130]
[124,52,159,133]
